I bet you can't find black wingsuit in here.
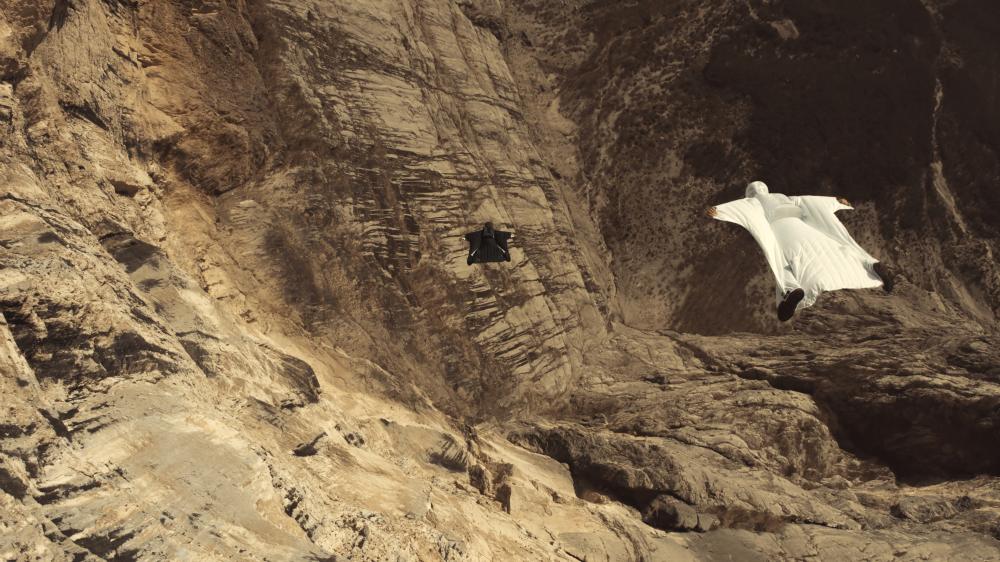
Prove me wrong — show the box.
[465,223,511,265]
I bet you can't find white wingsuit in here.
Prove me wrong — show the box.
[713,181,883,311]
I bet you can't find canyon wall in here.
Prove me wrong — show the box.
[1,1,999,560]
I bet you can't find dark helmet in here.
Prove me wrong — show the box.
[483,222,495,238]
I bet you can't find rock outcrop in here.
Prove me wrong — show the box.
[1,1,999,561]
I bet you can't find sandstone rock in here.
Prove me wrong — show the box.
[643,496,699,531]
[696,513,720,533]
[1,0,1000,560]
[892,495,960,523]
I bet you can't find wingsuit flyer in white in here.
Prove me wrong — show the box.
[713,181,883,312]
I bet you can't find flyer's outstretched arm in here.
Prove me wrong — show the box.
[710,198,794,296]
[792,196,877,263]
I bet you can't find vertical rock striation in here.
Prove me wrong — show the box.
[1,1,999,560]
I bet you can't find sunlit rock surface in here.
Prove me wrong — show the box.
[1,1,999,560]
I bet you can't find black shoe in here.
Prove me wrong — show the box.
[873,262,894,293]
[777,288,805,322]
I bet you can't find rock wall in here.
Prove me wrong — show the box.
[506,0,1000,334]
[1,1,999,561]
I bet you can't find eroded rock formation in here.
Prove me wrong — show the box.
[1,1,999,560]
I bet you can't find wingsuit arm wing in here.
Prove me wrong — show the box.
[713,198,789,290]
[793,196,876,262]
[465,231,483,263]
[494,230,512,260]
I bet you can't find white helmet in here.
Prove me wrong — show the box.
[745,181,769,198]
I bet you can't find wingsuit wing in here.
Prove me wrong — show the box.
[495,230,512,261]
[713,198,789,293]
[792,196,877,263]
[465,231,483,265]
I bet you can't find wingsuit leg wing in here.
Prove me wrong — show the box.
[791,195,883,296]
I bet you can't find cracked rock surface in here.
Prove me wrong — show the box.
[1,0,999,560]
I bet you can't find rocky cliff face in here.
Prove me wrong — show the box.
[507,0,1000,334]
[1,1,999,561]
